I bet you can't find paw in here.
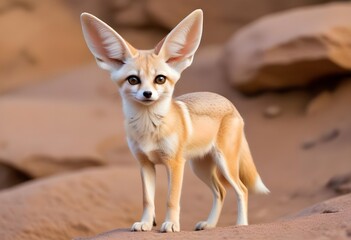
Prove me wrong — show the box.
[131,222,153,232]
[195,221,215,231]
[160,221,180,232]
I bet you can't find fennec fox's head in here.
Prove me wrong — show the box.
[81,10,203,106]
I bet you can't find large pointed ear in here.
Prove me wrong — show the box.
[80,13,136,71]
[155,9,203,73]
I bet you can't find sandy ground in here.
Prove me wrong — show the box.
[75,193,351,240]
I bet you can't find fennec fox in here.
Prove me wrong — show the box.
[81,9,269,233]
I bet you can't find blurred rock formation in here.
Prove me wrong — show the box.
[224,3,351,93]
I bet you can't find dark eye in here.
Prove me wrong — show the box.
[154,75,167,84]
[126,75,141,85]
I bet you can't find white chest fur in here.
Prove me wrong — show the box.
[125,103,179,163]
[128,111,161,152]
[127,130,179,164]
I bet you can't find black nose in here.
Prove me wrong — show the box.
[143,91,152,99]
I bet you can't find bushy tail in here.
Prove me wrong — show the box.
[239,136,270,194]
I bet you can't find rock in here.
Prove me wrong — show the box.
[0,97,128,178]
[0,162,31,190]
[0,0,91,93]
[286,192,351,219]
[110,0,132,10]
[146,0,331,45]
[0,64,135,178]
[146,0,239,45]
[113,1,150,28]
[326,172,351,194]
[336,183,351,195]
[76,194,351,240]
[263,105,282,118]
[0,167,143,240]
[347,229,351,237]
[178,46,229,94]
[62,0,115,20]
[306,91,332,115]
[225,2,351,93]
[117,27,167,49]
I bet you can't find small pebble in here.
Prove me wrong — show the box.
[263,105,282,118]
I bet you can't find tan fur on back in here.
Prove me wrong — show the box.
[177,92,239,118]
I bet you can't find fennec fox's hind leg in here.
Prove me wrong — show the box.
[189,155,226,230]
[213,116,249,225]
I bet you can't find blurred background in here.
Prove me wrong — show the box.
[1,0,351,240]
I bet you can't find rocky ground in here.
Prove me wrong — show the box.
[75,193,351,240]
[1,1,351,240]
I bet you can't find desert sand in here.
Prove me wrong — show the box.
[1,1,351,240]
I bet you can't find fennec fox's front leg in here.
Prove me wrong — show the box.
[131,154,156,232]
[161,158,186,232]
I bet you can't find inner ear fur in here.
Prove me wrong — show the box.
[155,9,203,73]
[80,12,137,70]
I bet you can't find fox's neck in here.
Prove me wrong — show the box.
[122,97,173,133]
